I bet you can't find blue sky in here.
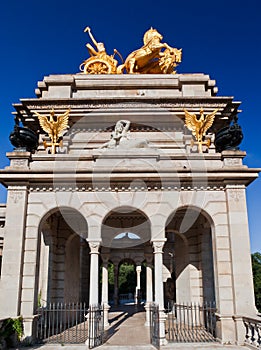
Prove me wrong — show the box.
[0,0,260,252]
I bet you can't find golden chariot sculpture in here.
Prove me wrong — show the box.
[80,27,182,75]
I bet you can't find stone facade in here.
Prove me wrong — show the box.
[0,73,259,345]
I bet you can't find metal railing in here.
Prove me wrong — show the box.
[165,302,217,343]
[37,302,88,344]
[37,303,88,344]
[36,302,104,347]
[149,303,160,349]
[243,316,261,348]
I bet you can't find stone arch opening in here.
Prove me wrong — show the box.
[101,206,151,249]
[37,207,89,304]
[118,258,136,303]
[164,206,215,305]
[100,206,152,307]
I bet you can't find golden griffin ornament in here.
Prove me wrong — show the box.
[184,108,218,153]
[34,109,70,154]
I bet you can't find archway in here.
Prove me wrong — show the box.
[37,207,89,305]
[164,206,215,306]
[118,258,136,304]
[100,205,152,331]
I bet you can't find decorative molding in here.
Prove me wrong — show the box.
[26,101,228,111]
[9,190,23,203]
[223,158,242,166]
[8,185,28,191]
[11,159,29,168]
[225,185,245,202]
[227,189,244,202]
[29,184,225,192]
[225,184,245,189]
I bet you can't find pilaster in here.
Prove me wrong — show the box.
[225,184,256,316]
[0,185,28,318]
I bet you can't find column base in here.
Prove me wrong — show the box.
[144,301,152,327]
[144,302,151,326]
[159,310,168,346]
[216,314,236,344]
[102,303,110,329]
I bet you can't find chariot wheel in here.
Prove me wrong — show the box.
[84,59,112,74]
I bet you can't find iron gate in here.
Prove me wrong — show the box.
[36,302,104,347]
[149,303,160,349]
[165,302,217,343]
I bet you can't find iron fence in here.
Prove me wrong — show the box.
[88,304,104,349]
[149,303,160,349]
[36,302,104,347]
[165,301,217,343]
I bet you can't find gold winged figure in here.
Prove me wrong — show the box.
[34,108,70,154]
[184,108,218,152]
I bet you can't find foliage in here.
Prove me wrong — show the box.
[252,252,261,312]
[118,262,136,294]
[38,290,42,307]
[0,316,23,348]
[106,261,147,297]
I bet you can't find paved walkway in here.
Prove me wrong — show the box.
[104,304,150,346]
[12,304,246,349]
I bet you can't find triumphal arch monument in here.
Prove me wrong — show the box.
[0,27,259,346]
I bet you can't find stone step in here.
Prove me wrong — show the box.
[13,344,246,349]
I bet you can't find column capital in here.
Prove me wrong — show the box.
[101,254,110,264]
[87,239,101,254]
[136,265,142,272]
[152,239,167,254]
[144,252,153,264]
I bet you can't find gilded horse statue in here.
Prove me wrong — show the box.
[117,28,182,74]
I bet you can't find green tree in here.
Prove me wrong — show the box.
[252,252,261,312]
[118,262,136,294]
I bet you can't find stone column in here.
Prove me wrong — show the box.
[88,240,101,305]
[144,260,153,326]
[101,253,110,328]
[0,185,28,318]
[113,263,119,306]
[135,265,142,304]
[152,239,167,346]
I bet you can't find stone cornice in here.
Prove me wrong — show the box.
[13,96,240,133]
[0,167,259,186]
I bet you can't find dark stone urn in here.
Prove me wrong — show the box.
[214,117,243,153]
[9,125,38,153]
